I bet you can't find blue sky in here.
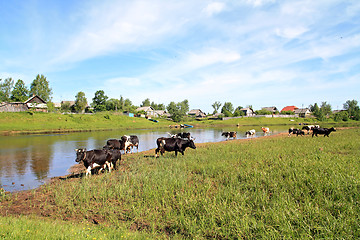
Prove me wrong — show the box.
[1,0,359,113]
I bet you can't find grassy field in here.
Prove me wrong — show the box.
[1,128,359,239]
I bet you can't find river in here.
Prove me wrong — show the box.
[0,127,288,192]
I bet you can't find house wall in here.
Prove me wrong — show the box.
[0,103,29,112]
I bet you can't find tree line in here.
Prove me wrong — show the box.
[1,74,359,122]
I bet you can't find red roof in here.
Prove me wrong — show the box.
[281,106,298,112]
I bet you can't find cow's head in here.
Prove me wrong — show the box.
[188,139,196,149]
[75,148,86,162]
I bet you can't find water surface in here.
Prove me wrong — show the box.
[0,127,287,192]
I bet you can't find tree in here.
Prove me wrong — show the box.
[0,77,14,102]
[344,100,360,120]
[255,109,271,115]
[141,98,151,107]
[320,101,332,116]
[11,79,29,102]
[60,102,71,113]
[166,99,189,122]
[29,74,52,102]
[74,91,88,113]
[334,111,349,122]
[221,102,234,117]
[233,106,245,117]
[212,101,222,114]
[106,98,121,111]
[151,101,165,110]
[119,95,125,110]
[92,90,108,112]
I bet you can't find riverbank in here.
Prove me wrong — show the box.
[1,128,359,239]
[1,111,357,136]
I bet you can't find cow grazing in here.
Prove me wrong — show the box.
[121,135,139,153]
[155,137,196,157]
[245,129,256,137]
[222,131,237,140]
[75,148,113,176]
[312,127,336,137]
[103,139,122,150]
[288,128,305,136]
[261,127,270,136]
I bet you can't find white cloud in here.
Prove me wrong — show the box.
[203,2,226,16]
[275,26,308,39]
[246,0,276,7]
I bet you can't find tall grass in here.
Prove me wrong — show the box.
[1,128,360,239]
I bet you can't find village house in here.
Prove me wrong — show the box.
[136,106,156,117]
[294,108,312,118]
[240,107,255,116]
[0,95,47,112]
[187,109,207,118]
[261,106,279,114]
[281,106,299,113]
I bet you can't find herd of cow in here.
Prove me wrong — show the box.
[288,125,336,137]
[75,125,336,176]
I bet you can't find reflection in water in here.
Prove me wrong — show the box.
[0,127,288,192]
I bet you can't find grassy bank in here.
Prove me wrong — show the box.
[0,112,169,135]
[1,112,358,135]
[1,128,359,239]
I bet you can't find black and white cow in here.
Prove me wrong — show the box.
[222,131,237,140]
[312,127,336,137]
[168,132,191,139]
[155,137,196,157]
[176,132,191,139]
[75,148,113,176]
[105,149,121,170]
[302,125,320,134]
[121,135,139,153]
[245,129,256,137]
[288,128,305,136]
[103,139,122,150]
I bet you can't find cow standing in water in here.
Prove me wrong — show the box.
[222,131,237,140]
[155,137,196,157]
[245,129,256,138]
[121,135,139,153]
[261,127,270,136]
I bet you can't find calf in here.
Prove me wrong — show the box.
[245,129,256,137]
[75,148,112,176]
[312,127,336,137]
[155,137,196,157]
[222,131,237,140]
[261,127,270,136]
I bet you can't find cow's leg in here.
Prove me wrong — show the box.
[155,148,159,157]
[86,166,92,176]
[106,161,112,172]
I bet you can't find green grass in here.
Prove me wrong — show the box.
[0,112,169,133]
[1,128,359,239]
[2,111,358,135]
